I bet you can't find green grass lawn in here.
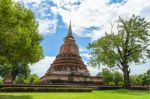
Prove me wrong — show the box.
[0,89,149,99]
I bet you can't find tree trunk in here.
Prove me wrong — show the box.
[3,70,13,84]
[115,82,118,86]
[123,66,131,89]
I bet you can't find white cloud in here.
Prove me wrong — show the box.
[29,56,55,77]
[83,61,100,76]
[130,62,150,75]
[79,46,91,59]
[38,19,57,35]
[13,0,150,38]
[79,47,87,53]
[51,0,150,40]
[87,66,100,76]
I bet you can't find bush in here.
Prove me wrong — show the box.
[108,82,115,85]
[23,74,40,85]
[14,74,40,85]
[0,80,3,84]
[0,87,92,92]
[14,75,25,84]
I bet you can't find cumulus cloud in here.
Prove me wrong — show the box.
[38,19,57,35]
[14,0,150,39]
[51,0,150,40]
[29,56,55,77]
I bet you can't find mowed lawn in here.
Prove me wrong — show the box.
[0,89,149,99]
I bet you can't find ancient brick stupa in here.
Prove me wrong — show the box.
[41,22,103,85]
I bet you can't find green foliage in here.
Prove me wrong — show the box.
[0,0,43,80]
[97,69,123,85]
[130,69,150,86]
[0,63,11,78]
[88,15,150,68]
[12,64,30,80]
[23,74,40,85]
[140,73,149,86]
[140,70,150,86]
[130,75,142,85]
[113,71,123,86]
[147,69,150,75]
[0,79,3,84]
[14,75,26,84]
[14,74,40,84]
[97,68,113,85]
[88,15,150,89]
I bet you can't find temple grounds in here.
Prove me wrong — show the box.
[0,89,150,99]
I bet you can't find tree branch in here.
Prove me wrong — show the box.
[116,63,123,71]
[128,43,150,56]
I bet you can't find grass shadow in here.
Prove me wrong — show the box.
[0,95,32,99]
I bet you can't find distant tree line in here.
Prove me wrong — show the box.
[130,69,150,86]
[97,68,150,87]
[97,68,123,86]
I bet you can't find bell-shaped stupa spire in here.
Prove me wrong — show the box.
[67,20,73,38]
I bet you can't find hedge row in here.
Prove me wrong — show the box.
[97,86,122,90]
[130,86,149,90]
[97,86,150,90]
[0,87,92,92]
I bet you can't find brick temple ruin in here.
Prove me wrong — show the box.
[40,22,103,85]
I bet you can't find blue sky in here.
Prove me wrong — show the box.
[13,0,150,77]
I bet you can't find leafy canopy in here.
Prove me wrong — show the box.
[88,15,150,70]
[0,0,43,78]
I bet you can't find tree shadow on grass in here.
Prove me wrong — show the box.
[104,89,149,96]
[0,95,32,99]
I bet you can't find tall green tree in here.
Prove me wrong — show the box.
[88,15,150,89]
[0,0,43,82]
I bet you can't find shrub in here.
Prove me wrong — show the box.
[0,80,3,84]
[24,74,40,85]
